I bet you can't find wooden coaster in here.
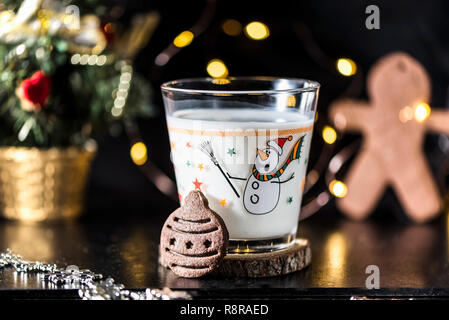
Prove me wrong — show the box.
[159,238,311,278]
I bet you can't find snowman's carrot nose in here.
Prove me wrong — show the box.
[258,149,269,161]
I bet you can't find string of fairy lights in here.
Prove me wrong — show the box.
[122,9,441,215]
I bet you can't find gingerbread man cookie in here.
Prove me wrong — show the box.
[329,52,449,223]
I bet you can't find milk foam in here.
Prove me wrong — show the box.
[168,108,314,129]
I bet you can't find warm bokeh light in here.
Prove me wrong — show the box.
[399,106,414,123]
[63,13,77,27]
[212,78,231,85]
[336,58,357,76]
[287,95,296,107]
[206,59,229,78]
[244,21,270,40]
[324,232,347,286]
[130,142,148,166]
[414,102,431,122]
[222,19,242,36]
[173,30,194,48]
[322,125,338,144]
[307,169,320,186]
[329,180,348,198]
[0,10,14,24]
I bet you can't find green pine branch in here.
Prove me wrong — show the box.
[0,34,154,148]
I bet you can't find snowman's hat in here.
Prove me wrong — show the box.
[268,136,293,155]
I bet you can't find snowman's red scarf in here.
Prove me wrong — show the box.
[252,136,305,181]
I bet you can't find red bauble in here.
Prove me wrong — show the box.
[21,71,51,108]
[101,22,115,45]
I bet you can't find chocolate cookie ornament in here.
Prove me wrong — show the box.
[160,190,229,278]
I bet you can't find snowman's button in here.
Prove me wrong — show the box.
[252,181,259,189]
[250,194,259,204]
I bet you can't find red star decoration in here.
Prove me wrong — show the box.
[192,178,203,190]
[186,142,192,148]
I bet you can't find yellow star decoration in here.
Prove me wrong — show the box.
[198,163,204,170]
[219,199,227,207]
[170,141,175,150]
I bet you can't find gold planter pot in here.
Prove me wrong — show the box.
[0,145,96,222]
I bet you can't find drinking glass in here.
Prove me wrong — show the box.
[161,77,319,253]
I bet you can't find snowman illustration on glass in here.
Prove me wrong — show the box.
[229,135,305,215]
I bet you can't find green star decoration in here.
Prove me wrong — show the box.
[287,196,293,204]
[227,148,236,156]
[186,160,191,166]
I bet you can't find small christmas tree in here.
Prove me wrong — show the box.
[0,0,155,148]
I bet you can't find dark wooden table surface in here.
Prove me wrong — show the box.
[1,207,449,299]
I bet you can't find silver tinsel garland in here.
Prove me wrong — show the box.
[0,249,191,300]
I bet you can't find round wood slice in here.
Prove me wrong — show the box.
[159,238,311,278]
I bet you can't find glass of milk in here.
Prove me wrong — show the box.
[161,77,319,254]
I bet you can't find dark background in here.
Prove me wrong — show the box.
[85,0,449,221]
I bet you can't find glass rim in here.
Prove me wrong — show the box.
[160,76,320,95]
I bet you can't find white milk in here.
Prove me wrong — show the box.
[167,108,314,240]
